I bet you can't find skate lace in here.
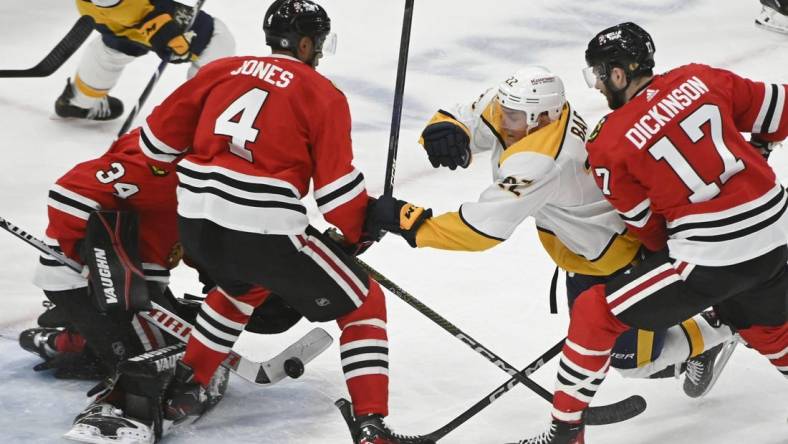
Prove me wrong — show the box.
[685,359,705,385]
[86,97,111,119]
[518,423,556,444]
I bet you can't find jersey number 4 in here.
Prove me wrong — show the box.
[648,104,745,203]
[215,88,270,163]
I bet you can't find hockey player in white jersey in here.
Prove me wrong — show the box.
[366,66,732,388]
[755,0,788,34]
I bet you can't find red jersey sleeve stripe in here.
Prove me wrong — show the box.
[314,169,366,214]
[754,84,786,134]
[139,121,187,163]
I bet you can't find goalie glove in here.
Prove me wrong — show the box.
[365,195,432,247]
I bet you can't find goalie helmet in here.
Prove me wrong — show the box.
[263,0,333,54]
[496,66,566,127]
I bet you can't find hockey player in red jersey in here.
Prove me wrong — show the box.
[135,1,423,442]
[514,22,788,444]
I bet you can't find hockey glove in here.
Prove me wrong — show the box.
[324,226,378,257]
[365,195,432,247]
[750,135,779,160]
[141,13,194,63]
[421,121,472,170]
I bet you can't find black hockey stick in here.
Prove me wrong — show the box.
[355,258,647,427]
[336,340,564,443]
[0,15,94,78]
[0,215,332,385]
[116,0,206,137]
[383,0,415,197]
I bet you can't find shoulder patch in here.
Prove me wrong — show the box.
[149,164,169,177]
[588,116,608,142]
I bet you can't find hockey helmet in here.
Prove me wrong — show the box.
[583,22,655,88]
[263,0,336,56]
[496,66,566,128]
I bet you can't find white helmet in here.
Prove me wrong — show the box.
[496,66,566,127]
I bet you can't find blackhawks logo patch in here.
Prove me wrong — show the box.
[149,164,169,177]
[588,116,608,142]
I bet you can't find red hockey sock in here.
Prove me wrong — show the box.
[552,284,630,422]
[184,287,270,386]
[337,280,389,417]
[738,323,788,377]
[54,331,86,353]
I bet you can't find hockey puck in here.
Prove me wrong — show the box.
[284,357,305,379]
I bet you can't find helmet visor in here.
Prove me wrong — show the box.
[582,65,607,88]
[315,32,337,56]
[500,105,531,135]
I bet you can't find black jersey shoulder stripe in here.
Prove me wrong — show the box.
[178,182,307,213]
[176,165,298,197]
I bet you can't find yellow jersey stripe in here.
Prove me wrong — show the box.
[536,228,641,276]
[681,318,705,358]
[636,329,655,368]
[416,211,501,251]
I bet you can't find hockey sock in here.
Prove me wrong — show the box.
[738,323,788,378]
[54,330,87,353]
[183,286,270,386]
[553,284,630,422]
[337,279,389,417]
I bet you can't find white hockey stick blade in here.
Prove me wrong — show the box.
[251,327,333,384]
[699,334,739,399]
[139,302,333,386]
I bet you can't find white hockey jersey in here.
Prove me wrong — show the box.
[415,88,641,276]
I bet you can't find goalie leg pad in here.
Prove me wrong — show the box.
[84,211,150,312]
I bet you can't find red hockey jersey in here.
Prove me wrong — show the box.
[139,54,368,243]
[34,129,180,291]
[587,63,788,266]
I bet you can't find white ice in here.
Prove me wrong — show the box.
[0,1,786,443]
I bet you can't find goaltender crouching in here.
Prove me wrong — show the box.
[22,129,303,443]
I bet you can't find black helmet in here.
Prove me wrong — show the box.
[263,0,331,53]
[585,22,655,83]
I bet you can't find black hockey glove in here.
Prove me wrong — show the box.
[365,195,432,247]
[750,135,779,160]
[421,121,472,170]
[141,12,193,63]
[324,226,378,257]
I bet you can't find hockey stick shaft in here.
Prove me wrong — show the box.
[0,216,85,273]
[423,340,565,441]
[116,0,206,137]
[383,0,415,197]
[0,15,94,78]
[357,258,646,427]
